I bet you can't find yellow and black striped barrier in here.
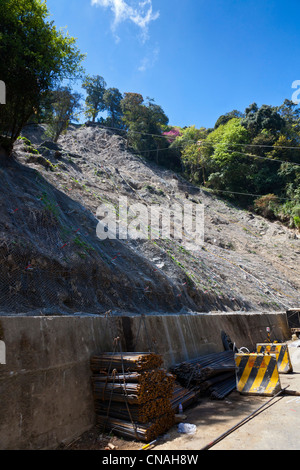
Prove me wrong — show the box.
[256,343,293,374]
[235,353,281,396]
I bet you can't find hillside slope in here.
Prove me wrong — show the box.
[1,123,299,316]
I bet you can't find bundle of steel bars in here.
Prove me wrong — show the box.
[94,397,172,423]
[91,370,175,404]
[210,376,237,400]
[90,352,163,373]
[171,383,200,412]
[96,411,175,442]
[169,350,236,400]
[90,352,175,442]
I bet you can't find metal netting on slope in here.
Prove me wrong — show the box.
[0,183,185,315]
[0,165,121,314]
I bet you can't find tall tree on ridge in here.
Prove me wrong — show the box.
[0,0,85,156]
[45,86,82,142]
[82,75,107,122]
[103,87,124,128]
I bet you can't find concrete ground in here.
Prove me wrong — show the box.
[63,339,300,452]
[153,340,300,451]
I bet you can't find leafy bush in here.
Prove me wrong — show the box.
[294,216,300,230]
[254,194,280,219]
[292,205,300,218]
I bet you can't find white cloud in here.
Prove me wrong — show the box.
[138,45,160,72]
[91,0,159,41]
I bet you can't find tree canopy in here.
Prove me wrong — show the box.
[103,88,124,129]
[45,86,82,142]
[241,103,285,137]
[0,0,85,153]
[169,102,300,229]
[120,93,169,163]
[82,75,107,122]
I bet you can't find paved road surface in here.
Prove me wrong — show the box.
[154,340,300,451]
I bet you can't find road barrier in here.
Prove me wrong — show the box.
[235,353,281,396]
[256,343,293,374]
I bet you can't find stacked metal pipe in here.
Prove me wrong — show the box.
[169,350,236,400]
[90,352,175,442]
[90,352,163,372]
[171,383,200,412]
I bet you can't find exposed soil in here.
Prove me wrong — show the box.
[1,122,299,317]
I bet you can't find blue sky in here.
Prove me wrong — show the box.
[45,0,300,129]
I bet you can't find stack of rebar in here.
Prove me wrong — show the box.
[90,352,175,442]
[169,350,236,400]
[90,352,163,373]
[171,383,200,412]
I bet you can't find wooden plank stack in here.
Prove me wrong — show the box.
[90,352,176,442]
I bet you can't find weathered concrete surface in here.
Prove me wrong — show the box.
[154,341,300,451]
[130,312,291,367]
[0,311,291,449]
[0,315,114,450]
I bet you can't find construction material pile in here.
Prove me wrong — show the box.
[90,352,176,442]
[170,350,236,400]
[171,383,200,412]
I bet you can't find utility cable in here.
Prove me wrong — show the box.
[95,123,300,152]
[130,144,300,168]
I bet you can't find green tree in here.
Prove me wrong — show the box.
[241,103,285,138]
[214,110,244,129]
[174,99,300,225]
[30,91,54,124]
[145,99,169,164]
[171,126,210,179]
[181,142,208,184]
[241,131,282,196]
[171,125,209,151]
[120,92,146,149]
[45,86,82,142]
[203,118,251,195]
[121,93,145,125]
[82,75,107,122]
[276,99,300,136]
[120,93,169,163]
[0,0,85,154]
[103,87,123,128]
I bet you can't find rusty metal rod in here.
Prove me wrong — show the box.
[200,385,290,451]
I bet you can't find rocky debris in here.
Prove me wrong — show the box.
[0,123,299,316]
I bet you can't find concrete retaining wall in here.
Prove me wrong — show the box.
[0,311,291,449]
